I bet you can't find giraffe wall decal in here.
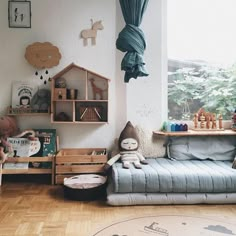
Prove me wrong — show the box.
[89,78,108,100]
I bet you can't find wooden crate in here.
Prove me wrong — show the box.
[55,148,107,184]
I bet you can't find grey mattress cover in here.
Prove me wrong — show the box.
[106,183,236,205]
[112,158,236,193]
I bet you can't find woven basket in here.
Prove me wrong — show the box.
[63,174,107,201]
[79,107,102,121]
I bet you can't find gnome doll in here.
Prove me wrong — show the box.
[104,121,148,171]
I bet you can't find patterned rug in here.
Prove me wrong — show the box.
[92,215,236,236]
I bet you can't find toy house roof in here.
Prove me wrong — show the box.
[51,63,110,81]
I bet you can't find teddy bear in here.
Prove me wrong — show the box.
[0,116,18,162]
[0,139,14,163]
[0,116,18,140]
[31,89,51,112]
[103,121,148,172]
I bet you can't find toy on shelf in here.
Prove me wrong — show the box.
[161,121,188,132]
[232,109,236,130]
[0,116,19,163]
[89,78,107,100]
[192,108,224,131]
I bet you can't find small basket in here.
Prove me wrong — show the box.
[79,106,102,121]
[63,174,107,201]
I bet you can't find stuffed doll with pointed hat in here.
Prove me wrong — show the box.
[103,121,148,171]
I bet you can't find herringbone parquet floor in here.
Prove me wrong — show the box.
[1,175,236,236]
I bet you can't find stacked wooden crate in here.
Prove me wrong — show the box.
[55,148,107,184]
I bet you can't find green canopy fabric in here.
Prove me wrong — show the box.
[116,0,149,83]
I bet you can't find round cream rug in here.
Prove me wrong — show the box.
[92,215,236,236]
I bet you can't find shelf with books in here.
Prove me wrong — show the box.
[2,156,53,174]
[0,129,58,185]
[6,106,50,116]
[1,156,54,186]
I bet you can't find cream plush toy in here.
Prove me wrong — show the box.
[104,121,148,171]
[0,139,14,163]
[0,116,18,163]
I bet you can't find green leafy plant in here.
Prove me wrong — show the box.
[168,64,236,120]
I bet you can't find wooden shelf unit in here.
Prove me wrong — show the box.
[2,108,58,186]
[51,63,110,124]
[0,156,55,185]
[153,129,236,136]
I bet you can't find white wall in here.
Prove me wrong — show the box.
[125,0,167,130]
[0,0,165,150]
[115,0,167,132]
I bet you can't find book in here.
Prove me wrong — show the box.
[33,129,57,157]
[3,163,28,170]
[6,136,42,170]
[30,129,57,168]
[6,130,56,169]
[7,137,41,157]
[91,149,106,155]
[11,81,38,109]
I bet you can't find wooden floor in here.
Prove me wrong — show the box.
[1,175,236,236]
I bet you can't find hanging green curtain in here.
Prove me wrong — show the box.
[116,0,149,83]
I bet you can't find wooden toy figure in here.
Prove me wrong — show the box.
[232,110,236,130]
[212,113,217,129]
[200,113,205,129]
[206,114,210,129]
[219,114,223,129]
[194,113,198,128]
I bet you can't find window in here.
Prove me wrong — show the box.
[168,0,236,120]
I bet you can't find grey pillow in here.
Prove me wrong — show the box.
[167,136,236,161]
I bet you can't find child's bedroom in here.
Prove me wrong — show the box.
[1,0,236,235]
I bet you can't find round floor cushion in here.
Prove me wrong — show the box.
[63,174,107,201]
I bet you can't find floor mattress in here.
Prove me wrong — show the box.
[111,158,236,193]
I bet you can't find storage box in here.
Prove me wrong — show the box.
[55,148,107,184]
[79,106,102,121]
[54,88,67,100]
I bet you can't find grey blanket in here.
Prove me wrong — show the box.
[112,158,236,193]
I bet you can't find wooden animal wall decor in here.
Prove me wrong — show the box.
[25,42,62,84]
[89,78,108,100]
[81,19,104,46]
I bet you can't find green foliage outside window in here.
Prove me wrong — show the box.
[168,64,236,120]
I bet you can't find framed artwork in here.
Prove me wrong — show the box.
[8,1,31,28]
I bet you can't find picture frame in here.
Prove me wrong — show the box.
[8,1,31,28]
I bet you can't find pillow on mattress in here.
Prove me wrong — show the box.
[167,136,236,161]
[135,125,166,158]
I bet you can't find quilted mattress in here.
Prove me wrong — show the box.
[111,158,236,193]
